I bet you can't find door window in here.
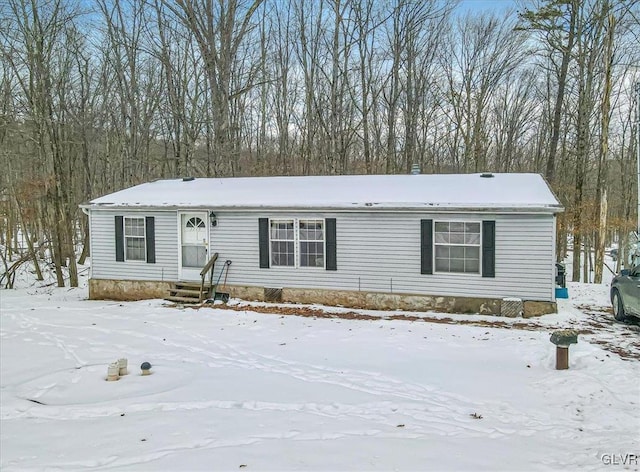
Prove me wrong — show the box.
[182,215,207,268]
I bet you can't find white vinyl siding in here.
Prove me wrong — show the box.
[90,210,178,281]
[210,211,556,301]
[89,209,556,301]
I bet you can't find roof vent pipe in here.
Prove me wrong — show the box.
[410,164,421,175]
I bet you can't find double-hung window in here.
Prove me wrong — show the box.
[270,220,295,266]
[299,220,324,267]
[269,219,324,268]
[124,217,146,261]
[434,222,480,273]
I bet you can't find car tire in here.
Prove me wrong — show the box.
[612,290,627,322]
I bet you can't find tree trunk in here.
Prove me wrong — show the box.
[545,1,577,184]
[78,217,90,265]
[593,6,614,284]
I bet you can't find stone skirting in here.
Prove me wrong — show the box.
[225,284,556,317]
[88,279,557,317]
[89,279,173,301]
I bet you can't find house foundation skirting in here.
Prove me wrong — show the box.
[224,285,555,317]
[89,279,173,301]
[89,279,557,317]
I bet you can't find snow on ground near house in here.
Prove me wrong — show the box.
[1,278,639,470]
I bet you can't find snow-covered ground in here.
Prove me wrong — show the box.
[1,267,639,471]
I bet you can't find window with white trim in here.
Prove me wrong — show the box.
[269,219,325,268]
[434,221,480,273]
[299,220,324,267]
[270,220,295,266]
[124,217,146,261]
[186,217,205,229]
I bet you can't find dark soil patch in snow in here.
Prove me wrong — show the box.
[194,302,565,330]
[574,304,640,361]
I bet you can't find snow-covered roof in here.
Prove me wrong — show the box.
[85,173,563,213]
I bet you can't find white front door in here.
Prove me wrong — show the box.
[179,212,209,280]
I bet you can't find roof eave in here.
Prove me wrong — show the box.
[81,203,565,214]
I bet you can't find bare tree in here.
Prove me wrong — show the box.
[2,0,82,286]
[98,0,163,186]
[520,0,579,184]
[441,11,529,173]
[162,0,265,175]
[1,0,638,288]
[269,3,298,174]
[491,70,539,172]
[593,0,615,284]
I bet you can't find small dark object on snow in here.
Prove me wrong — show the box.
[239,465,247,468]
[213,292,231,303]
[396,424,405,428]
[120,413,125,417]
[27,398,46,405]
[141,438,146,442]
[470,413,483,419]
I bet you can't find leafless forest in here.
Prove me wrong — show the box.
[0,0,638,287]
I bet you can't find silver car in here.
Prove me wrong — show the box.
[611,265,640,321]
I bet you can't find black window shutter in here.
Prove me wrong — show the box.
[482,220,495,278]
[145,217,156,263]
[258,218,269,268]
[421,219,433,274]
[115,216,124,262]
[325,218,337,271]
